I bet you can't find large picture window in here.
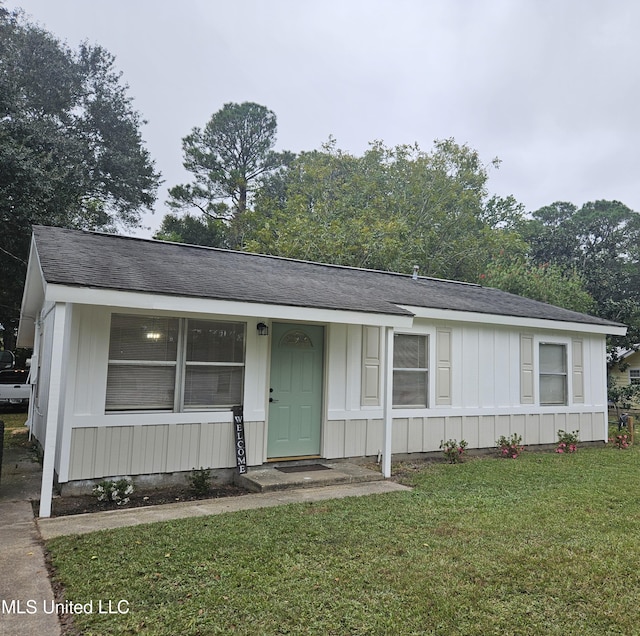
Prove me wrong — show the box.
[539,343,567,405]
[106,314,245,411]
[393,334,428,408]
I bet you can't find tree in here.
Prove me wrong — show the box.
[166,102,293,247]
[608,378,640,420]
[524,200,640,350]
[480,254,595,314]
[245,138,525,282]
[153,213,228,248]
[0,7,160,350]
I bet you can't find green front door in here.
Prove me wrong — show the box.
[267,323,324,458]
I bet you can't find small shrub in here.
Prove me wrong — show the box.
[609,433,631,449]
[496,433,524,459]
[440,439,468,464]
[556,429,579,454]
[188,467,212,497]
[92,478,134,505]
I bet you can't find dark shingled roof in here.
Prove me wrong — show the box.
[33,225,623,328]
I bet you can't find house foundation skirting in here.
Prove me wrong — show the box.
[57,467,237,497]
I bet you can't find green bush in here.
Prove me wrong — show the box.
[188,467,212,497]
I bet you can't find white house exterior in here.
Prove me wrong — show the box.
[17,226,627,517]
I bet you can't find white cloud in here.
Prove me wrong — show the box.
[7,0,640,234]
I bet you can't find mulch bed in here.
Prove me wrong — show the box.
[37,482,250,517]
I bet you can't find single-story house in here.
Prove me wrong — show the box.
[18,226,627,517]
[609,347,640,410]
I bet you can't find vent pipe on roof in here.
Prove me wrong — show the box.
[412,265,419,280]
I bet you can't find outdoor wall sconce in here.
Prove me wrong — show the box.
[257,322,269,336]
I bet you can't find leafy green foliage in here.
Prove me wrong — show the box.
[47,446,640,635]
[496,433,524,458]
[481,254,595,313]
[439,438,468,463]
[246,138,525,282]
[0,8,160,348]
[166,102,294,246]
[188,467,212,497]
[608,371,640,416]
[556,429,579,454]
[524,200,640,349]
[153,213,229,248]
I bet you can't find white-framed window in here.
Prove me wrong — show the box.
[630,368,640,386]
[393,333,428,408]
[539,343,567,405]
[106,314,245,412]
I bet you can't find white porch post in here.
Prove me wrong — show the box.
[382,325,394,478]
[39,302,68,518]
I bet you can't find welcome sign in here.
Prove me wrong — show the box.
[232,406,247,474]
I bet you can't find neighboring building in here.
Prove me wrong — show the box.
[609,347,640,410]
[17,226,626,517]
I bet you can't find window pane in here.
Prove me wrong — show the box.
[540,374,567,405]
[540,344,566,373]
[393,370,428,407]
[186,320,245,363]
[106,365,175,410]
[630,369,640,385]
[109,314,179,361]
[184,366,244,407]
[394,334,427,369]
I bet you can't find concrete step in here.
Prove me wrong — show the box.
[235,461,384,493]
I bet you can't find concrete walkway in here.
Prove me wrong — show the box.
[0,437,410,635]
[38,479,410,540]
[0,443,61,636]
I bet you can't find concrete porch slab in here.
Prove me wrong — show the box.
[235,461,384,492]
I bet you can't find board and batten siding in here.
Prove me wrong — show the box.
[324,321,609,459]
[57,306,609,482]
[67,421,265,481]
[325,411,602,459]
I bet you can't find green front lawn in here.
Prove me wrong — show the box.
[47,444,640,636]
[1,409,30,448]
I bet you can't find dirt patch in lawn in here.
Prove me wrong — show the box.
[37,482,250,518]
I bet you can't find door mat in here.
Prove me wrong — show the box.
[275,464,332,474]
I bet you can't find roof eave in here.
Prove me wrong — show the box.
[43,283,416,328]
[397,305,627,336]
[17,235,46,348]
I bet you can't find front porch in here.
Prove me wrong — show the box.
[235,460,384,493]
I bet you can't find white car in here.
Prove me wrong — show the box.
[0,369,30,408]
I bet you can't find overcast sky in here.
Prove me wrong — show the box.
[7,0,640,237]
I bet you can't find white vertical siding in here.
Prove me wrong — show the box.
[67,420,251,480]
[460,328,480,407]
[55,302,612,484]
[327,324,348,414]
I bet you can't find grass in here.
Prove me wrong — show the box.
[46,437,640,636]
[0,408,31,448]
